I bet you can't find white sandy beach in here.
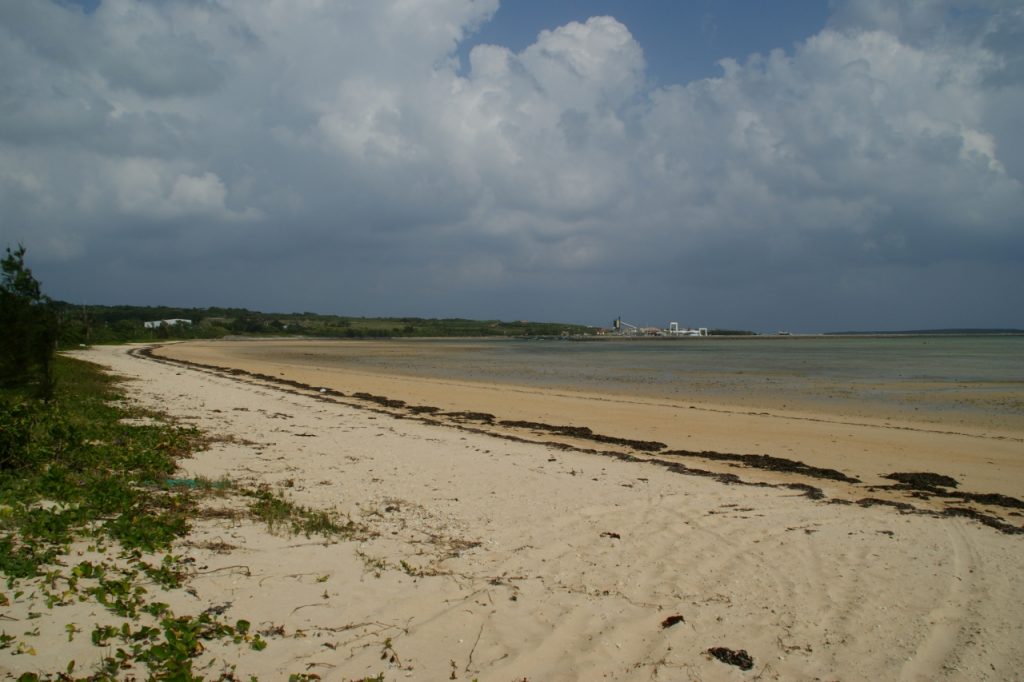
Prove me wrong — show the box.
[156,339,1024,503]
[4,342,1024,681]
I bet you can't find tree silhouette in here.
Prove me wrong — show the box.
[1,245,57,399]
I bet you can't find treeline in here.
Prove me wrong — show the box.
[706,328,757,336]
[52,302,595,345]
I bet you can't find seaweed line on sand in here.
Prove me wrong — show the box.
[129,345,1024,536]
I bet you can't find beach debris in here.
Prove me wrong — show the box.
[942,507,1024,535]
[445,411,496,422]
[856,498,1024,535]
[260,624,286,637]
[664,449,859,483]
[600,531,621,539]
[380,637,401,665]
[499,419,665,452]
[202,602,233,617]
[957,492,1024,509]
[873,475,1024,511]
[660,615,685,629]
[781,482,826,500]
[884,471,959,489]
[857,498,915,511]
[707,646,754,670]
[353,392,406,408]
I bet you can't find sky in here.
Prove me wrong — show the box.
[1,0,1022,333]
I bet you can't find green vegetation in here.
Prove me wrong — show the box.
[705,328,757,336]
[1,246,58,400]
[0,248,376,679]
[0,357,194,572]
[243,484,364,538]
[0,354,372,679]
[54,302,594,345]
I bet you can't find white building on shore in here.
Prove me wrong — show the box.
[666,322,708,336]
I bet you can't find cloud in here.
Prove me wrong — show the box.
[104,158,255,221]
[0,0,1021,330]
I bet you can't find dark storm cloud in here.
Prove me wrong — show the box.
[0,0,1021,331]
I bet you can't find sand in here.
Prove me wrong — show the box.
[4,341,1024,681]
[157,339,1024,504]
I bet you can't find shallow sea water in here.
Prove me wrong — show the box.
[269,335,1024,430]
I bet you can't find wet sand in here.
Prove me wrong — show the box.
[156,338,1024,506]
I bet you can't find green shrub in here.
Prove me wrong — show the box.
[0,397,36,471]
[0,245,57,399]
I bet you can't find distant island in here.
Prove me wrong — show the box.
[52,302,599,345]
[52,302,767,346]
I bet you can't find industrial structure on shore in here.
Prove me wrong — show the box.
[612,318,708,337]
